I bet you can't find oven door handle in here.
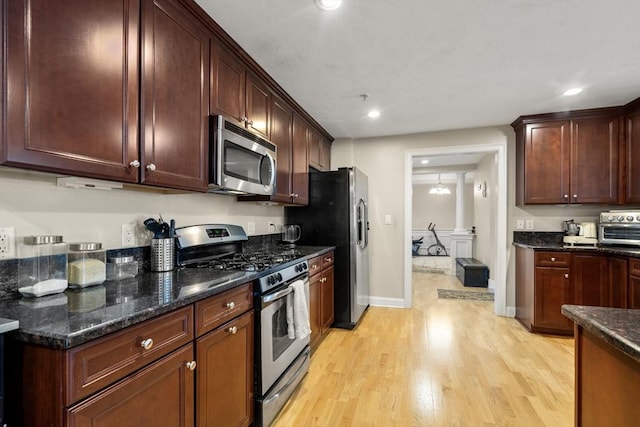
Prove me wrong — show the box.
[262,348,310,405]
[262,286,293,306]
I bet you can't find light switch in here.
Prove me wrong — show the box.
[384,215,392,225]
[525,219,534,230]
[516,219,524,230]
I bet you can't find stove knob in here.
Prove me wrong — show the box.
[302,263,308,270]
[628,216,635,222]
[637,216,640,221]
[608,215,615,221]
[277,273,282,282]
[618,215,625,221]
[268,276,275,285]
[295,265,300,273]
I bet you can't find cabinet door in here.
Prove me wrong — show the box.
[3,0,139,182]
[246,73,270,139]
[321,266,335,332]
[606,257,628,308]
[534,267,573,331]
[67,344,195,427]
[309,274,322,350]
[270,95,294,203]
[140,0,209,191]
[573,253,609,306]
[308,128,322,170]
[626,105,640,203]
[628,276,640,309]
[210,40,246,126]
[523,121,571,204]
[571,116,620,204]
[196,311,253,427]
[292,114,310,205]
[320,138,332,171]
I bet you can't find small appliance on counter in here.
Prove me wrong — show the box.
[281,224,301,248]
[599,210,640,246]
[562,219,598,247]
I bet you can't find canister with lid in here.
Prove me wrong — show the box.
[68,242,106,287]
[106,256,138,280]
[18,235,68,297]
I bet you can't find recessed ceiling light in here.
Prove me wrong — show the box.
[315,0,342,11]
[367,110,380,118]
[563,87,583,96]
[420,159,429,165]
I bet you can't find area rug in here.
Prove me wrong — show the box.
[437,288,494,302]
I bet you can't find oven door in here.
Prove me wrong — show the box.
[599,223,640,246]
[259,277,310,394]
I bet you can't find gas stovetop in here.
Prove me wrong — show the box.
[187,250,302,272]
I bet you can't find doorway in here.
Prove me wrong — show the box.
[403,142,509,316]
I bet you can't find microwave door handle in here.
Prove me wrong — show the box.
[267,152,276,188]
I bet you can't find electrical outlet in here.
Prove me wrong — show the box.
[268,222,276,233]
[384,214,392,225]
[247,221,256,234]
[516,219,524,230]
[525,219,535,230]
[0,227,16,259]
[121,224,136,247]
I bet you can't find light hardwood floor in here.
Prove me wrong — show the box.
[273,272,575,426]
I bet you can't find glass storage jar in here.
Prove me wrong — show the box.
[68,242,106,287]
[106,256,138,280]
[18,235,68,297]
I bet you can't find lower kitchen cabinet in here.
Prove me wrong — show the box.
[628,258,640,309]
[66,344,195,427]
[308,252,334,350]
[607,256,628,308]
[196,311,253,427]
[515,247,573,334]
[572,252,609,307]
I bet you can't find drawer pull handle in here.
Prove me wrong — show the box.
[225,301,235,310]
[129,160,140,168]
[550,257,556,262]
[564,273,569,279]
[325,257,332,262]
[186,361,197,371]
[311,265,318,269]
[140,338,154,350]
[146,163,156,172]
[227,326,238,335]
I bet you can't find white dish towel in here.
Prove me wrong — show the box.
[288,279,311,340]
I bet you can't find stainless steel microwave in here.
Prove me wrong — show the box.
[208,115,276,195]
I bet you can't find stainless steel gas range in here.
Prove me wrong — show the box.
[175,224,311,427]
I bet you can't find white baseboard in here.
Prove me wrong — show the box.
[505,306,516,317]
[369,296,405,308]
[488,278,496,289]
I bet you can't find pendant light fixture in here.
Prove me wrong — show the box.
[429,174,451,195]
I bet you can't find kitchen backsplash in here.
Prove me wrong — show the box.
[0,233,286,300]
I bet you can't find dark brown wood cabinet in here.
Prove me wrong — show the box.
[606,256,628,308]
[572,252,609,307]
[513,109,622,205]
[628,258,640,309]
[268,95,295,203]
[292,114,311,205]
[308,128,331,172]
[67,344,195,427]
[626,98,640,203]
[140,0,210,191]
[2,0,210,192]
[196,311,253,427]
[308,252,334,350]
[515,248,573,334]
[210,39,270,139]
[3,0,140,183]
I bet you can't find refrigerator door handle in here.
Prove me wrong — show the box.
[357,199,368,249]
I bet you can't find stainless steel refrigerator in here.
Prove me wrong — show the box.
[285,167,370,329]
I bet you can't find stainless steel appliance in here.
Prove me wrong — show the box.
[174,224,310,427]
[599,211,640,246]
[286,167,370,329]
[281,224,301,247]
[562,219,598,247]
[209,115,277,196]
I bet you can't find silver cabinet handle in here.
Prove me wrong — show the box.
[573,194,578,199]
[241,116,248,123]
[186,361,196,371]
[248,120,254,125]
[227,326,238,335]
[563,194,569,199]
[325,257,332,262]
[564,273,569,279]
[140,338,154,350]
[551,257,556,262]
[146,163,156,171]
[129,160,140,168]
[225,301,235,309]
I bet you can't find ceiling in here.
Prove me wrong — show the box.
[196,0,640,140]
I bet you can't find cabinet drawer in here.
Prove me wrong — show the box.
[195,282,253,337]
[308,255,323,276]
[68,306,193,404]
[535,251,570,267]
[322,251,335,268]
[629,258,640,277]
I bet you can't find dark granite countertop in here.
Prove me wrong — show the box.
[512,241,640,257]
[561,305,640,363]
[0,317,19,334]
[0,245,333,350]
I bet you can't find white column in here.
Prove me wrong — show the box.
[454,172,466,233]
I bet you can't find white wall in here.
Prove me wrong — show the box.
[473,153,497,280]
[412,182,474,230]
[0,168,285,251]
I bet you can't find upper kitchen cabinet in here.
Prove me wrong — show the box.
[210,39,270,139]
[140,0,210,191]
[308,129,332,172]
[268,94,295,203]
[625,97,640,203]
[2,0,140,182]
[292,114,311,205]
[1,0,210,192]
[513,108,623,205]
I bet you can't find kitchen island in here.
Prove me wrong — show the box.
[561,305,640,427]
